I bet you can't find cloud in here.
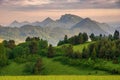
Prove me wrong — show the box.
[0,0,51,6]
[115,0,120,7]
[0,0,120,11]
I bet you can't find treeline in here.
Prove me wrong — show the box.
[90,30,120,41]
[58,32,88,46]
[58,30,120,46]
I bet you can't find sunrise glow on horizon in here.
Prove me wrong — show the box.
[0,0,120,25]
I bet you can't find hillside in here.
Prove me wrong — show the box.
[0,39,120,75]
[0,38,109,75]
[73,42,94,52]
[0,57,109,75]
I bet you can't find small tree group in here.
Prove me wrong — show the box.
[113,30,120,40]
[26,37,40,42]
[2,40,15,49]
[58,32,88,46]
[62,45,82,59]
[89,30,120,41]
[29,41,38,54]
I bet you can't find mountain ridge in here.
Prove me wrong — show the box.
[0,14,115,45]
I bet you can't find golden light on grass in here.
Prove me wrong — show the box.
[0,76,120,80]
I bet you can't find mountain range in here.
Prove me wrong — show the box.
[0,14,118,45]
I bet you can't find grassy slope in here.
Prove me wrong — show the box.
[73,42,94,52]
[0,57,109,75]
[57,42,94,52]
[0,62,27,75]
[42,57,109,75]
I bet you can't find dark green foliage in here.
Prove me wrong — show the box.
[25,36,31,42]
[58,32,88,46]
[33,58,43,74]
[108,34,113,40]
[73,51,82,59]
[2,40,15,49]
[24,62,35,74]
[29,41,38,54]
[12,46,29,58]
[26,37,40,42]
[39,39,48,49]
[82,47,89,58]
[91,48,97,60]
[2,40,8,47]
[113,30,119,40]
[83,32,88,43]
[64,35,68,43]
[0,43,8,67]
[62,45,82,59]
[83,39,120,63]
[89,30,120,41]
[90,33,95,41]
[64,45,74,57]
[47,44,55,58]
[57,40,64,46]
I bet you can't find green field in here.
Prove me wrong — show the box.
[0,57,109,75]
[0,76,120,80]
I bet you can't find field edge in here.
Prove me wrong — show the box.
[0,76,120,80]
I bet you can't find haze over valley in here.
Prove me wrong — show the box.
[0,14,118,45]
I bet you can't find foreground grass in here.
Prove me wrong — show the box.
[0,76,120,80]
[0,62,28,75]
[42,57,109,75]
[0,57,109,75]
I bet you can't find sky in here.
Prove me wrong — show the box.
[0,0,120,26]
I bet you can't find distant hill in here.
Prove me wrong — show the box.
[0,14,114,45]
[116,26,120,31]
[9,20,30,28]
[71,18,108,35]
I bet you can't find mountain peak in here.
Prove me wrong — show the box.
[58,14,83,23]
[11,20,19,24]
[84,18,92,22]
[9,20,30,27]
[72,17,98,29]
[43,17,54,22]
[41,17,55,26]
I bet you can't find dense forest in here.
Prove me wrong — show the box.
[0,30,120,75]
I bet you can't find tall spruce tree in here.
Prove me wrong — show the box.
[114,30,119,40]
[47,44,55,58]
